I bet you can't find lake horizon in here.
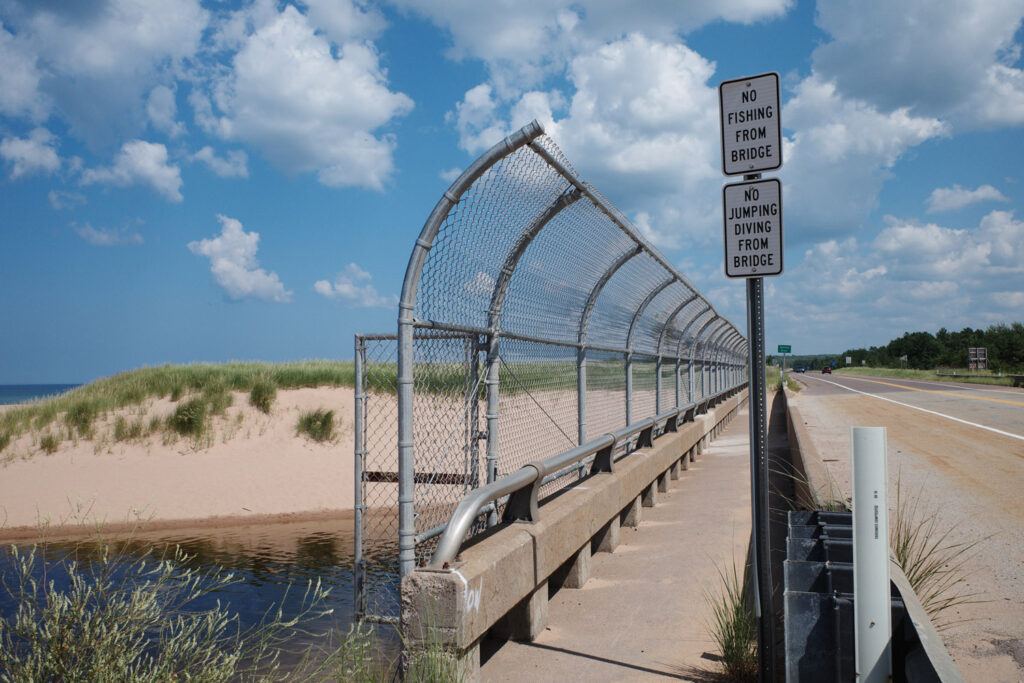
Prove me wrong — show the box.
[0,384,82,406]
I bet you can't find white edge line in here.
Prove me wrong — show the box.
[810,376,1024,443]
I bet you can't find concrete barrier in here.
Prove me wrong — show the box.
[781,387,838,509]
[401,390,747,678]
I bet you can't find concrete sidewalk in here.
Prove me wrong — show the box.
[479,402,754,681]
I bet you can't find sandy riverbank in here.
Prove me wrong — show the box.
[0,387,361,541]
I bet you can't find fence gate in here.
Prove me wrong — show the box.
[353,332,483,622]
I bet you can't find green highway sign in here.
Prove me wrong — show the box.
[778,344,791,353]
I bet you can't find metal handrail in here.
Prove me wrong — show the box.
[426,381,746,569]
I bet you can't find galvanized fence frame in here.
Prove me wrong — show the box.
[355,121,748,620]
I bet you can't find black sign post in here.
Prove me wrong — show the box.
[720,72,784,682]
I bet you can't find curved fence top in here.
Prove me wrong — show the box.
[400,120,746,363]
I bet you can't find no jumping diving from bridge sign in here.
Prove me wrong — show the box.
[723,178,783,278]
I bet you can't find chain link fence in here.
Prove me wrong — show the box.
[355,121,748,622]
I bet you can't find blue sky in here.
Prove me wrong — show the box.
[2,0,1023,383]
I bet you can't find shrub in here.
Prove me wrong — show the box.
[40,432,60,454]
[249,377,277,414]
[168,397,207,438]
[297,409,335,442]
[0,430,10,453]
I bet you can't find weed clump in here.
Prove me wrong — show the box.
[297,409,335,442]
[705,558,757,681]
[0,430,10,453]
[249,377,277,414]
[113,415,145,442]
[39,432,59,454]
[168,397,207,438]
[64,400,98,438]
[891,475,984,627]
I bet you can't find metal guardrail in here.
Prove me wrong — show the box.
[427,383,743,568]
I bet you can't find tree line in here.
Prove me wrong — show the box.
[767,323,1024,372]
[840,323,1024,372]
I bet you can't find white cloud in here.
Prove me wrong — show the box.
[192,146,249,179]
[393,0,791,93]
[147,85,185,138]
[80,140,183,202]
[0,127,60,178]
[188,215,292,303]
[925,184,1009,213]
[0,0,208,144]
[812,0,1024,127]
[72,222,144,246]
[314,263,397,307]
[439,167,462,183]
[781,75,948,240]
[300,0,385,44]
[767,209,1024,349]
[0,21,48,121]
[48,190,86,210]
[195,4,412,190]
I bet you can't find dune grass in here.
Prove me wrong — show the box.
[0,361,356,458]
[297,409,336,443]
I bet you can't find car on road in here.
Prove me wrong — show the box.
[795,367,805,373]
[821,367,832,374]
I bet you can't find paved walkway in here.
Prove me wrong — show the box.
[479,402,754,681]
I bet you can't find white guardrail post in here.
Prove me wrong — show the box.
[851,426,891,683]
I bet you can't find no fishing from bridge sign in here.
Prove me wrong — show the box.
[719,72,782,176]
[723,178,783,278]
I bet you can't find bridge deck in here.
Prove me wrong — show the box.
[479,402,754,681]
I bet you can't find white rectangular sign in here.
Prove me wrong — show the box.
[719,72,782,176]
[723,178,783,278]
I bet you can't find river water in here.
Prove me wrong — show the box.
[0,513,401,670]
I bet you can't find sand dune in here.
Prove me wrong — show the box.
[0,387,360,540]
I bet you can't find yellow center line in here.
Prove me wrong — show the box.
[841,376,1024,407]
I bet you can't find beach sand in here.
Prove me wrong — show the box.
[0,387,361,541]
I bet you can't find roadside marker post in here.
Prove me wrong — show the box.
[720,71,784,683]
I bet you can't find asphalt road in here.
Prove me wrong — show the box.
[795,371,1024,440]
[786,372,1024,680]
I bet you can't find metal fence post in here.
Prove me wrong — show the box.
[625,351,633,425]
[484,332,501,526]
[353,335,366,618]
[466,335,482,489]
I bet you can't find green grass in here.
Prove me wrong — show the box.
[704,557,757,681]
[297,409,336,442]
[833,366,1014,387]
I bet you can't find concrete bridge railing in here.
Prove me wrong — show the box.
[401,387,747,678]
